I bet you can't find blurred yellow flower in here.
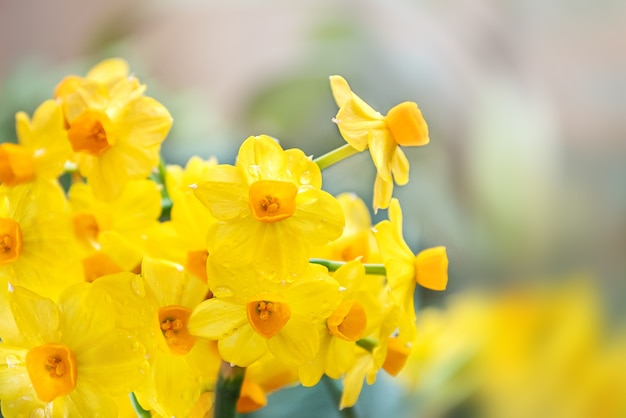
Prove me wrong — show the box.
[330,75,429,212]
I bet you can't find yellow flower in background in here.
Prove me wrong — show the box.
[330,75,429,212]
[374,198,448,343]
[145,156,218,283]
[0,182,82,300]
[188,265,341,367]
[56,58,172,201]
[55,58,132,100]
[90,258,218,418]
[193,135,344,281]
[69,179,162,281]
[0,284,147,418]
[0,100,70,187]
[311,193,381,263]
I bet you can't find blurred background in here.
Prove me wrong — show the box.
[1,0,625,416]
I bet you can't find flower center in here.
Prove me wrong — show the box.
[66,110,113,156]
[246,295,291,339]
[0,218,22,265]
[158,305,196,355]
[185,249,209,283]
[0,143,35,186]
[384,101,430,147]
[327,300,367,342]
[25,343,77,402]
[248,180,297,223]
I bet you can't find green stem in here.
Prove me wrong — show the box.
[213,360,246,418]
[314,144,361,170]
[355,337,377,353]
[130,392,151,418]
[309,258,386,276]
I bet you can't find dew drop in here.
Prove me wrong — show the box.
[299,171,311,185]
[130,276,146,298]
[213,286,234,298]
[248,164,261,176]
[5,354,20,368]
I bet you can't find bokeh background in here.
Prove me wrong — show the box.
[1,0,625,417]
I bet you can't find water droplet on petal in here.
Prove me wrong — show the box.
[299,171,311,185]
[248,165,261,176]
[5,354,21,368]
[130,276,146,298]
[213,286,234,298]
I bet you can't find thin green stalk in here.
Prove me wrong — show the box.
[130,392,150,418]
[314,144,360,170]
[212,360,246,418]
[309,258,387,276]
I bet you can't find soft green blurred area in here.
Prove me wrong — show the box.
[1,0,625,416]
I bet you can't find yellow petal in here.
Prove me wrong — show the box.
[64,379,118,418]
[267,316,319,364]
[368,130,396,182]
[415,246,449,291]
[85,58,129,85]
[334,101,385,151]
[290,189,345,245]
[326,337,356,379]
[283,273,341,319]
[218,325,267,367]
[149,352,201,418]
[373,173,394,213]
[188,299,247,340]
[384,101,430,147]
[194,165,249,220]
[340,353,370,409]
[329,75,353,108]
[0,345,31,399]
[8,285,59,347]
[283,148,322,189]
[391,147,410,186]
[236,135,286,183]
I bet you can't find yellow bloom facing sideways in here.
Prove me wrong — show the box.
[188,265,342,367]
[0,100,71,187]
[299,260,384,386]
[329,75,429,212]
[193,135,344,281]
[0,284,148,417]
[56,58,172,201]
[0,182,82,300]
[374,198,448,343]
[89,258,219,418]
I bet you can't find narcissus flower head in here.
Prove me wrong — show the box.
[193,135,344,281]
[329,75,429,212]
[0,284,148,417]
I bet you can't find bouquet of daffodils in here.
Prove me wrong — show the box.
[0,59,448,418]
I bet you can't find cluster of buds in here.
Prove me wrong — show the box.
[0,59,448,417]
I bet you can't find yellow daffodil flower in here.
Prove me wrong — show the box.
[0,100,71,187]
[299,260,384,386]
[0,182,82,299]
[56,59,172,201]
[188,265,342,367]
[0,284,148,417]
[330,75,429,212]
[89,258,218,418]
[374,198,448,343]
[193,135,344,281]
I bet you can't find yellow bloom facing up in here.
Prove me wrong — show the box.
[193,135,344,281]
[90,258,219,418]
[0,284,148,418]
[330,75,429,212]
[56,59,172,201]
[0,100,71,187]
[188,266,342,367]
[0,182,82,300]
[374,198,448,343]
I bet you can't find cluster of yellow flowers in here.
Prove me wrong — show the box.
[0,59,448,417]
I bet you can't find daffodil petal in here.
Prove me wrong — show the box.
[237,135,286,183]
[290,189,345,245]
[8,286,59,347]
[368,130,395,181]
[85,58,129,84]
[334,101,384,151]
[194,165,249,220]
[284,148,322,189]
[391,147,410,186]
[218,325,267,367]
[188,299,247,340]
[64,379,118,418]
[0,345,31,399]
[339,353,371,409]
[267,316,319,364]
[283,275,341,319]
[149,352,200,418]
[326,337,356,379]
